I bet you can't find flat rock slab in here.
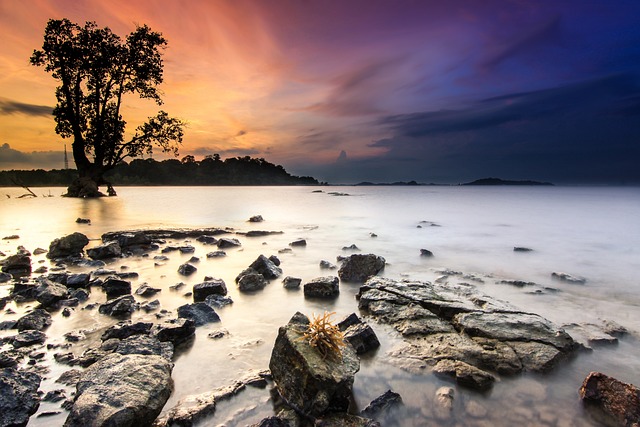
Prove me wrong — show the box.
[358,277,578,389]
[65,353,173,427]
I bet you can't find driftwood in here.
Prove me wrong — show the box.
[9,177,37,198]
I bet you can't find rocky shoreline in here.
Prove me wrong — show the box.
[1,227,638,426]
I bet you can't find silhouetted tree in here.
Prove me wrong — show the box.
[30,18,185,197]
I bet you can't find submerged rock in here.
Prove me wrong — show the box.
[282,276,302,289]
[152,318,196,346]
[269,312,360,417]
[87,241,122,260]
[551,272,586,284]
[98,295,137,317]
[177,302,220,326]
[0,367,41,427]
[1,253,32,276]
[217,238,241,249]
[177,263,198,276]
[249,254,283,280]
[338,254,385,282]
[238,273,267,292]
[35,279,69,308]
[101,277,131,300]
[580,371,640,427]
[15,309,52,332]
[47,232,89,259]
[193,279,228,301]
[64,353,173,427]
[360,390,403,419]
[303,276,340,298]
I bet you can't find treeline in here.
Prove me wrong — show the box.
[0,156,321,187]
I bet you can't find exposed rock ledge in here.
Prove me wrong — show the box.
[357,277,578,390]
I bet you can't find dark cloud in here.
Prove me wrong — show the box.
[0,143,64,169]
[0,98,52,117]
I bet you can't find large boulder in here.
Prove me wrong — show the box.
[269,312,360,417]
[35,279,69,308]
[579,371,640,426]
[102,277,132,300]
[15,309,52,332]
[303,276,340,298]
[193,280,227,302]
[177,303,220,326]
[87,242,122,260]
[47,232,89,259]
[64,353,173,427]
[338,254,385,282]
[249,255,282,280]
[1,253,32,276]
[0,368,41,427]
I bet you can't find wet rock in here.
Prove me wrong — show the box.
[102,321,153,341]
[551,272,586,284]
[43,389,66,403]
[196,235,218,245]
[115,335,174,361]
[205,294,234,308]
[64,353,173,427]
[342,244,360,251]
[64,330,87,342]
[116,271,139,280]
[33,266,47,274]
[193,279,228,302]
[208,329,229,339]
[250,254,283,279]
[2,234,20,240]
[238,272,267,292]
[282,276,302,289]
[360,390,402,419]
[70,288,89,301]
[152,318,196,346]
[47,232,89,259]
[87,241,122,260]
[135,284,161,297]
[249,215,264,223]
[320,260,337,270]
[15,309,52,331]
[217,238,241,249]
[580,371,640,427]
[98,295,137,317]
[0,271,12,282]
[177,302,220,326]
[420,249,434,257]
[56,369,82,386]
[177,245,194,254]
[316,414,381,426]
[563,323,621,348]
[178,263,198,276]
[498,279,537,288]
[432,359,495,390]
[435,386,454,410]
[113,232,153,249]
[1,253,32,276]
[269,255,281,266]
[206,251,226,258]
[289,239,307,247]
[33,248,47,255]
[101,277,131,299]
[169,282,185,291]
[269,312,360,417]
[278,248,293,254]
[0,353,17,368]
[250,416,290,427]
[0,367,41,427]
[341,321,380,355]
[66,273,91,288]
[338,254,385,282]
[35,279,69,308]
[141,299,160,312]
[12,330,46,348]
[514,247,533,252]
[303,276,339,298]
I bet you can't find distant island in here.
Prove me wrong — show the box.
[354,181,425,186]
[0,156,321,187]
[462,177,554,186]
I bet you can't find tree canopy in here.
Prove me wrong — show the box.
[31,18,184,197]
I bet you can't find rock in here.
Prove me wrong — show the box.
[278,248,293,254]
[56,369,82,386]
[206,251,226,258]
[217,238,241,249]
[178,263,197,276]
[12,330,46,348]
[64,330,86,342]
[141,299,160,312]
[250,254,283,279]
[152,318,196,346]
[342,244,360,251]
[70,288,89,301]
[135,284,161,297]
[43,389,67,403]
[0,367,41,427]
[33,248,47,255]
[435,386,454,410]
[87,242,122,260]
[316,414,381,426]
[238,273,267,292]
[64,353,173,427]
[177,302,220,326]
[282,276,302,289]
[551,272,586,284]
[580,371,640,427]
[178,245,195,254]
[196,235,218,245]
[114,232,153,249]
[169,282,185,291]
[193,279,228,302]
[250,416,290,427]
[269,255,281,266]
[342,322,380,355]
[338,254,385,282]
[47,232,89,259]
[15,309,52,331]
[562,323,620,348]
[269,312,360,417]
[115,335,174,361]
[35,279,69,308]
[420,249,434,257]
[320,260,337,270]
[1,253,32,276]
[304,276,340,298]
[205,294,234,308]
[432,359,495,390]
[75,217,91,224]
[102,321,153,341]
[514,247,533,252]
[66,273,91,288]
[360,390,402,419]
[101,277,131,299]
[0,272,12,282]
[289,239,307,247]
[249,215,264,222]
[0,353,17,368]
[2,234,20,240]
[98,295,137,316]
[208,329,229,339]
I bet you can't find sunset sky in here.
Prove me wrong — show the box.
[1,0,639,184]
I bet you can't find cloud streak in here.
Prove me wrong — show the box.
[0,98,53,117]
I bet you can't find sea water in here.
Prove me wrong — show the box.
[1,185,639,426]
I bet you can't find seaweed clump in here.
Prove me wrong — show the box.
[298,311,346,360]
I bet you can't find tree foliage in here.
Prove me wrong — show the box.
[30,18,184,196]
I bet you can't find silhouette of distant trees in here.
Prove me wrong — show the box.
[30,18,184,197]
[0,156,320,187]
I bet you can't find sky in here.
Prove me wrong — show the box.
[0,0,639,184]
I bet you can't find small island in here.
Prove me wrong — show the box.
[462,177,554,186]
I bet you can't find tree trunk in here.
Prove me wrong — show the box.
[64,164,111,198]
